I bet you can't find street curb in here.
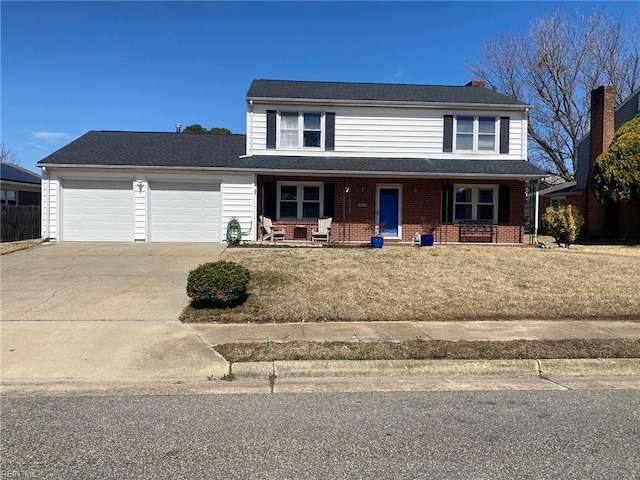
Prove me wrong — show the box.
[229,358,640,379]
[539,358,640,377]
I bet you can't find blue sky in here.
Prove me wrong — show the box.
[2,1,639,173]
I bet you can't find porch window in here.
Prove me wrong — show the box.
[455,116,496,151]
[550,196,566,208]
[278,183,323,220]
[278,112,323,149]
[454,185,497,222]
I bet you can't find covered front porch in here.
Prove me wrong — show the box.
[256,175,526,244]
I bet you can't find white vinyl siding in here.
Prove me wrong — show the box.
[249,105,525,159]
[221,176,256,242]
[149,181,220,242]
[45,168,256,243]
[61,179,134,241]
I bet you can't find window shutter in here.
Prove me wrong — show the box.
[443,115,454,152]
[265,182,277,218]
[441,185,454,223]
[325,112,335,151]
[266,110,277,149]
[499,117,510,154]
[323,183,335,218]
[498,186,511,223]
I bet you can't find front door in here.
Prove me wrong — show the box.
[377,186,402,238]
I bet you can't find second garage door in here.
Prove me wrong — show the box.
[149,181,220,242]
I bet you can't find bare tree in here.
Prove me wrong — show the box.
[468,8,640,181]
[0,143,19,165]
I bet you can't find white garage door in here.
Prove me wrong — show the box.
[62,179,134,241]
[149,181,220,242]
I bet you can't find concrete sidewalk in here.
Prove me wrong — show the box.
[2,319,639,394]
[189,319,640,345]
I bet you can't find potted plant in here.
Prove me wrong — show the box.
[420,217,435,247]
[368,222,384,248]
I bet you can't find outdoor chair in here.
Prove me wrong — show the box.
[259,215,285,241]
[311,217,332,242]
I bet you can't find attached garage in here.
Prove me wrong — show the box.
[149,181,221,242]
[61,179,134,241]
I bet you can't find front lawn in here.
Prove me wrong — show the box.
[181,242,640,323]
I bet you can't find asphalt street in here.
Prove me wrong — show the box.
[2,390,639,479]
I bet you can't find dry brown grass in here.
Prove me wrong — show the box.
[0,239,44,255]
[216,339,640,363]
[182,242,640,323]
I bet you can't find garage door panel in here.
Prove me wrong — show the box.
[62,180,134,241]
[149,182,220,242]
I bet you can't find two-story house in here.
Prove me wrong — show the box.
[38,79,545,243]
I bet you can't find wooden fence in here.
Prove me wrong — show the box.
[1,205,41,242]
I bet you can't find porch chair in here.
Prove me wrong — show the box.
[259,215,285,241]
[311,217,332,242]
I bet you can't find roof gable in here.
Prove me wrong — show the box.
[246,79,527,106]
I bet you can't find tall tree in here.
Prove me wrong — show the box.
[590,113,640,204]
[182,124,231,134]
[0,143,19,165]
[468,8,640,181]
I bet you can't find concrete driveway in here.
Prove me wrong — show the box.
[1,242,227,321]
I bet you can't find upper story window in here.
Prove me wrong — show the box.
[455,116,496,152]
[267,110,335,151]
[444,115,509,154]
[279,112,323,149]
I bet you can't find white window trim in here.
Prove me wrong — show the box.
[550,196,566,208]
[453,185,498,223]
[277,182,324,220]
[454,116,498,152]
[276,112,325,150]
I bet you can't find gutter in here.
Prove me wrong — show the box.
[38,163,544,180]
[246,97,530,111]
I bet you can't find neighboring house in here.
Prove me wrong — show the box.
[0,163,41,206]
[38,79,545,243]
[1,163,42,241]
[539,85,640,238]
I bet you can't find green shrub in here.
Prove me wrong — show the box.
[186,261,250,305]
[540,205,584,248]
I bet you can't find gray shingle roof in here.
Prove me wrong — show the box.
[38,131,247,168]
[0,163,41,184]
[244,155,545,178]
[247,79,527,106]
[37,130,544,179]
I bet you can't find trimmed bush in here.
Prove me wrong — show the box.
[541,205,584,248]
[186,261,250,305]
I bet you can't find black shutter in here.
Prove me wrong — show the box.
[265,182,277,218]
[499,117,510,154]
[266,110,277,149]
[498,185,511,223]
[323,183,335,218]
[443,115,454,152]
[441,185,454,223]
[325,112,335,151]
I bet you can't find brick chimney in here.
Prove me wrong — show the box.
[585,85,616,236]
[465,80,486,88]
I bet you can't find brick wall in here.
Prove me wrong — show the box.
[258,175,528,244]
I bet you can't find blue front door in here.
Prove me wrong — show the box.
[379,187,399,236]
